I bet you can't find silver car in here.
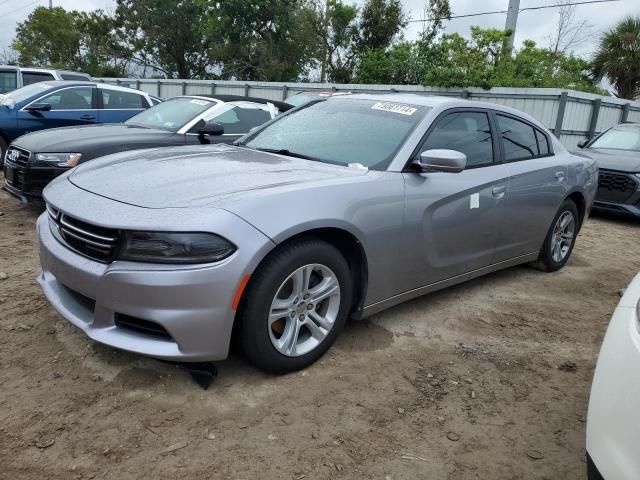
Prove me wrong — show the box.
[37,94,597,373]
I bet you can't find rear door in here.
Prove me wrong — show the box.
[491,112,568,262]
[98,87,150,123]
[401,108,511,288]
[18,86,99,132]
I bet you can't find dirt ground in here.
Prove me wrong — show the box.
[0,189,639,480]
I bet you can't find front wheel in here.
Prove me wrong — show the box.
[531,199,579,272]
[238,238,352,374]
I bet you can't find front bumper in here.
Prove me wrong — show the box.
[36,203,274,362]
[3,161,67,205]
[586,273,640,480]
[593,171,640,218]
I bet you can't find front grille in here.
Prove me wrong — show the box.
[3,146,30,191]
[5,146,30,168]
[114,314,172,341]
[597,170,638,204]
[48,205,120,263]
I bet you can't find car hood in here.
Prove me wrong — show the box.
[583,148,640,173]
[67,144,366,208]
[13,123,175,152]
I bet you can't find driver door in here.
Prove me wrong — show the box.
[400,109,511,290]
[18,86,98,133]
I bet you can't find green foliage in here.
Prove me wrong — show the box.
[208,0,317,81]
[12,7,129,77]
[591,16,640,99]
[7,0,622,95]
[115,0,211,79]
[358,0,406,52]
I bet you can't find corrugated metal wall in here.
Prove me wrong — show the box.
[96,78,640,149]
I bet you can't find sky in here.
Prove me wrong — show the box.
[0,0,638,63]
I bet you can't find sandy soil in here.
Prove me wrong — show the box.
[1,189,639,480]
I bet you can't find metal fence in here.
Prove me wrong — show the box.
[96,78,640,149]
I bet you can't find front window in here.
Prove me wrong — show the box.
[420,112,494,167]
[39,87,93,110]
[189,104,272,134]
[242,98,429,169]
[590,125,640,152]
[0,71,17,94]
[125,97,215,132]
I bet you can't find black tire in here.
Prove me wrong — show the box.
[0,137,7,171]
[531,199,579,272]
[238,237,352,374]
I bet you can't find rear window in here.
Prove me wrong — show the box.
[22,72,55,85]
[102,89,145,109]
[0,71,17,94]
[496,114,539,161]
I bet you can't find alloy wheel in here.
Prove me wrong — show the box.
[550,211,575,262]
[268,263,341,357]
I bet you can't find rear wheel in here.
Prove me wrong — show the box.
[238,238,352,373]
[531,199,579,272]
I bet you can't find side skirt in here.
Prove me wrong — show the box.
[360,252,539,319]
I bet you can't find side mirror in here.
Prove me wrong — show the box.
[414,149,467,173]
[198,121,224,136]
[25,103,52,112]
[577,139,588,149]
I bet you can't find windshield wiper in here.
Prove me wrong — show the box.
[253,147,318,161]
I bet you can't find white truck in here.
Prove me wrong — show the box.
[0,65,91,94]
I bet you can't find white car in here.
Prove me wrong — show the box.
[586,272,640,480]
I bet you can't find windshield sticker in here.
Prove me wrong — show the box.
[371,102,417,116]
[189,99,209,105]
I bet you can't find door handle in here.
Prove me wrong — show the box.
[492,185,507,197]
[555,171,565,181]
[80,114,96,120]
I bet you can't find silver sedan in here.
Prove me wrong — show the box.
[37,94,598,373]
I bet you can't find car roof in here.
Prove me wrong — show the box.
[331,93,548,130]
[180,94,294,112]
[32,80,146,94]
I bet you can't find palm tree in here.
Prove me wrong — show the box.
[591,16,640,100]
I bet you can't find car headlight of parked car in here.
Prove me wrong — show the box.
[35,153,82,168]
[119,231,236,264]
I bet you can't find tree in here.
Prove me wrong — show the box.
[591,16,640,99]
[12,6,130,76]
[115,0,211,79]
[310,0,360,82]
[209,0,317,81]
[358,0,407,52]
[547,0,593,55]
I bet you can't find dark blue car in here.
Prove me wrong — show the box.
[0,81,156,160]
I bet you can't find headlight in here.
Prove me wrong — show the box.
[119,231,236,264]
[35,153,82,167]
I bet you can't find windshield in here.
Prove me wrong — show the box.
[590,125,640,152]
[125,97,215,132]
[242,98,429,170]
[0,82,53,108]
